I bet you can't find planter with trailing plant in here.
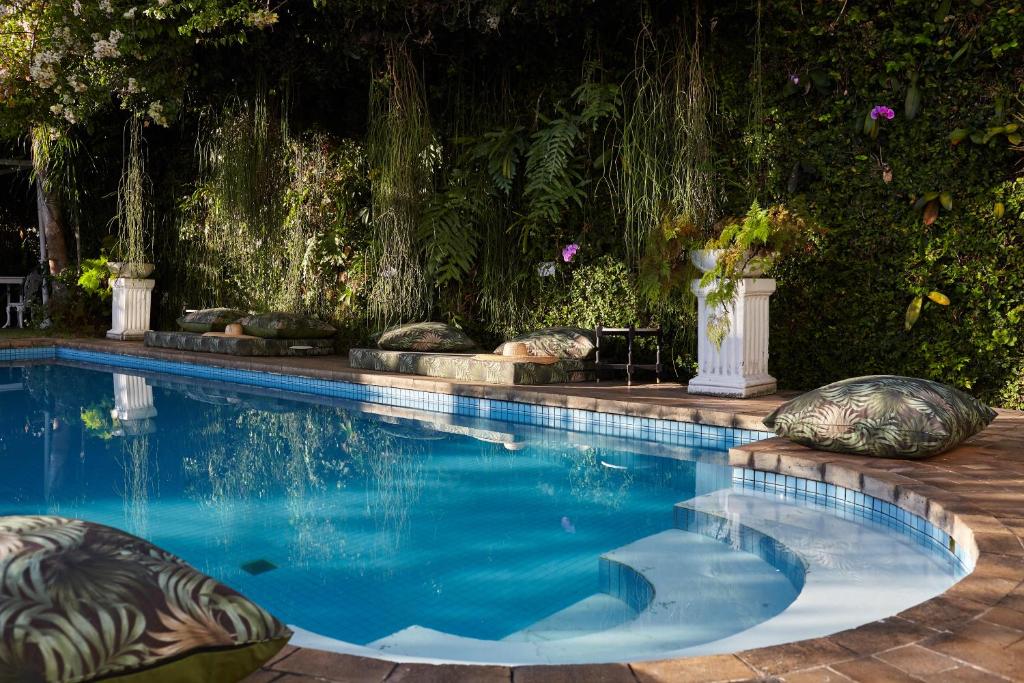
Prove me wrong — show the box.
[686,201,810,398]
[106,117,156,341]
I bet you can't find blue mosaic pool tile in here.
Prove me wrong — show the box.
[731,467,972,572]
[2,346,774,452]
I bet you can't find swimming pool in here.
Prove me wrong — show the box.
[0,357,969,664]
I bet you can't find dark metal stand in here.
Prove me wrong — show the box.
[594,324,662,386]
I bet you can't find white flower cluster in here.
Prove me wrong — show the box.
[92,29,122,59]
[30,50,61,88]
[99,0,113,14]
[147,100,167,126]
[72,0,82,16]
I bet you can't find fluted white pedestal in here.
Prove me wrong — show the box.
[688,277,777,398]
[111,373,157,436]
[107,277,155,341]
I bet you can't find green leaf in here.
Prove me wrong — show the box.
[905,80,922,120]
[863,111,879,138]
[1008,133,1022,145]
[928,291,950,306]
[949,128,970,144]
[939,192,953,210]
[995,202,1006,219]
[905,295,923,331]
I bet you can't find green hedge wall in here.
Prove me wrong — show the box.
[711,1,1024,404]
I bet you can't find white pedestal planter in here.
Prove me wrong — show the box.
[107,277,155,341]
[688,277,778,398]
[111,373,157,436]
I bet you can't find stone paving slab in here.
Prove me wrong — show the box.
[4,337,1023,682]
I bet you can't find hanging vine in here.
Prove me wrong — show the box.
[366,45,435,329]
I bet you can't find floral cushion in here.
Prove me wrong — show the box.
[494,327,596,360]
[763,375,997,459]
[0,515,291,683]
[377,322,476,352]
[240,312,336,339]
[176,307,247,333]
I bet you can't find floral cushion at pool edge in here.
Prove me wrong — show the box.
[176,307,247,333]
[240,312,336,339]
[763,375,997,459]
[377,322,477,352]
[494,327,596,360]
[0,515,291,683]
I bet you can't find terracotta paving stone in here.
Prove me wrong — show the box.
[736,637,857,675]
[830,657,923,683]
[629,654,756,682]
[268,645,300,666]
[268,649,396,683]
[922,632,1024,680]
[826,617,935,655]
[875,644,960,676]
[241,670,285,683]
[385,664,510,682]
[512,664,637,683]
[955,619,1024,649]
[772,667,853,682]
[927,667,1011,682]
[8,337,1024,682]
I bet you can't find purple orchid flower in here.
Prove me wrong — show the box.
[870,105,895,121]
[562,243,579,263]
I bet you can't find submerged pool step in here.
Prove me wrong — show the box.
[501,593,637,643]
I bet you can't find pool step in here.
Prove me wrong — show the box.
[501,593,637,643]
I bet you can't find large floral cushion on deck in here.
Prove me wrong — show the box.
[0,515,291,683]
[240,312,336,339]
[377,322,476,352]
[763,375,997,459]
[176,307,247,333]
[494,327,596,360]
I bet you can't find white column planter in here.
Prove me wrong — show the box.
[111,373,157,421]
[687,250,777,398]
[106,263,155,341]
[111,373,157,436]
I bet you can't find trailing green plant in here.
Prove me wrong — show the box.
[172,96,369,331]
[700,201,813,346]
[114,115,152,268]
[615,7,718,269]
[366,45,435,328]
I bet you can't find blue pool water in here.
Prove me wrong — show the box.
[0,361,966,664]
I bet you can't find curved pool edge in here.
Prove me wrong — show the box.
[3,337,1022,682]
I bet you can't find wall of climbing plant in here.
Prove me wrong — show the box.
[1,0,1022,405]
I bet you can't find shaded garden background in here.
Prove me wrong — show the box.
[1,0,1022,406]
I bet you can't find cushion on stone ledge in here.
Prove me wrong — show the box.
[763,375,997,459]
[377,322,476,352]
[494,327,596,360]
[240,312,336,339]
[176,307,247,333]
[0,515,291,683]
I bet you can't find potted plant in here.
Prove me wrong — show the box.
[106,116,156,341]
[694,200,809,345]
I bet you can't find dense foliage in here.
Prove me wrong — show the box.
[1,0,1022,404]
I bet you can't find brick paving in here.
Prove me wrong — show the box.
[4,337,1024,682]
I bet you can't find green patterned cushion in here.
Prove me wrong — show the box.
[176,307,247,333]
[763,375,997,459]
[0,515,291,683]
[377,322,476,352]
[240,312,336,339]
[495,327,596,360]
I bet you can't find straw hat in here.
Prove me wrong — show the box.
[473,341,559,364]
[202,323,257,339]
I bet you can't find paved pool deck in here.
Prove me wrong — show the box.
[5,336,1024,682]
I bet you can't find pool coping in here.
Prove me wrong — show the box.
[4,337,1024,682]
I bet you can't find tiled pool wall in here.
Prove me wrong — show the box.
[3,345,974,574]
[675,506,808,592]
[732,468,975,572]
[599,558,655,615]
[0,346,767,450]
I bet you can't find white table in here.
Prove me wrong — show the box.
[1,276,26,328]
